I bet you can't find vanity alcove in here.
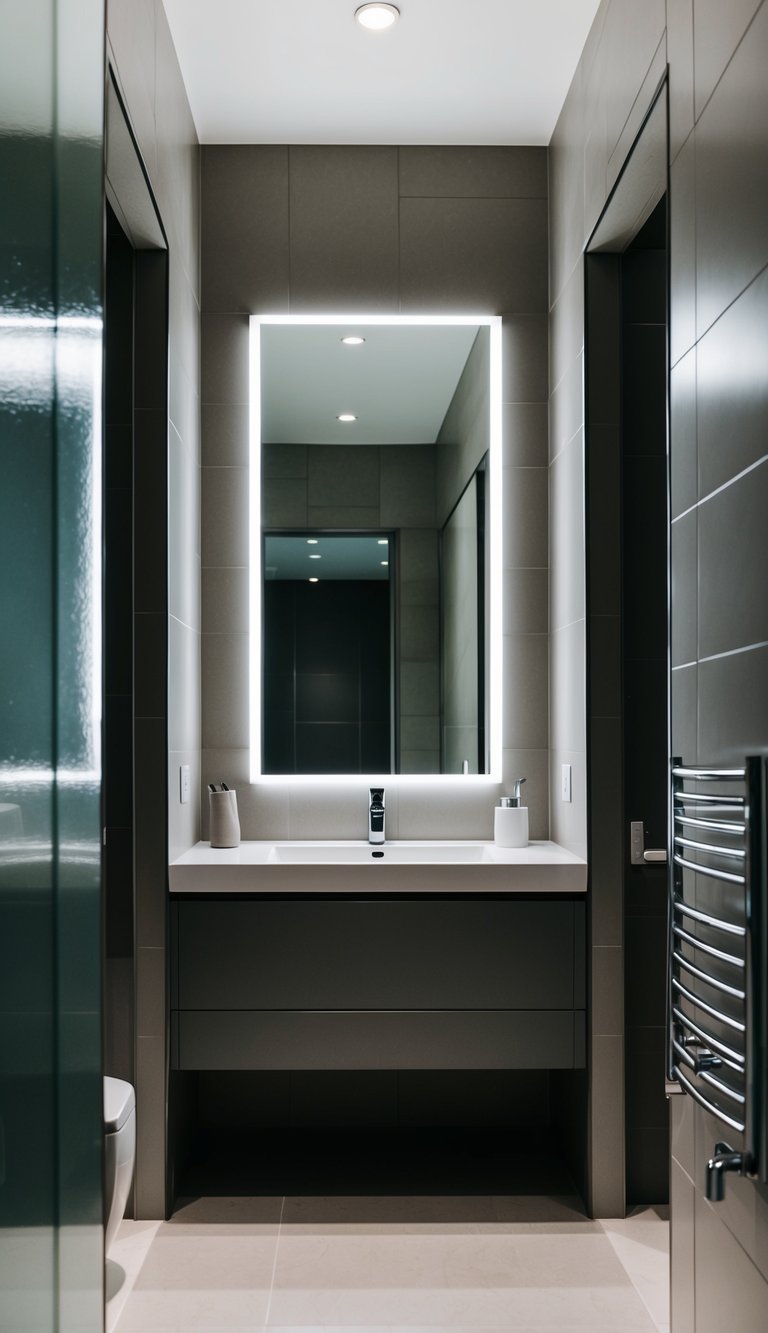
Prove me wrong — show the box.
[168,310,587,1202]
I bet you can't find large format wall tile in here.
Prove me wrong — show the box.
[202,146,289,313]
[289,146,398,311]
[696,267,768,497]
[400,196,548,314]
[399,145,547,199]
[698,459,768,659]
[695,0,768,338]
[692,0,764,118]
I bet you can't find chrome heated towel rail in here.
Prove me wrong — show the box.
[667,757,767,1200]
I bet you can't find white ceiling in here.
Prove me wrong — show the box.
[261,322,480,445]
[162,0,600,146]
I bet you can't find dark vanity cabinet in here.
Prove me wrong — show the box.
[170,897,586,1071]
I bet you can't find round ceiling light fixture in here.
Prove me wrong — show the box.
[337,413,357,422]
[341,335,365,345]
[355,4,400,32]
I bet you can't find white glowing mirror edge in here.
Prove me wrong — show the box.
[248,313,503,785]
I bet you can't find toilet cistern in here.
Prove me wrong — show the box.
[369,787,385,844]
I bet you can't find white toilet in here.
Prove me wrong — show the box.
[103,1076,136,1256]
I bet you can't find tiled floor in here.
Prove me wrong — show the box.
[109,1197,669,1332]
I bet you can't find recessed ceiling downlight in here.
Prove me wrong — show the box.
[337,413,357,422]
[355,4,400,31]
[341,335,365,345]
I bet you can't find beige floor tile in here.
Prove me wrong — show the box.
[107,1220,161,1333]
[268,1227,659,1327]
[115,1223,279,1330]
[600,1207,670,1330]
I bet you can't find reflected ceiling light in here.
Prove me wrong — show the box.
[377,538,388,545]
[337,413,357,422]
[308,577,319,583]
[380,560,389,566]
[341,335,365,345]
[355,3,399,31]
[306,537,318,544]
[309,554,321,560]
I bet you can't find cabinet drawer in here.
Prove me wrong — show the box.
[175,1009,584,1070]
[175,900,582,1011]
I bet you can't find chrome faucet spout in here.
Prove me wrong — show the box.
[369,787,385,844]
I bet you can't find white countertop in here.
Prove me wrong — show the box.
[169,840,587,894]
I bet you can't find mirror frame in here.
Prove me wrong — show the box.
[248,313,503,784]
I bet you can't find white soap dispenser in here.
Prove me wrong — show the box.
[494,779,529,848]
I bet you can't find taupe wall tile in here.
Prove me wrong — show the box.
[400,197,548,314]
[502,635,549,750]
[502,314,548,402]
[201,633,248,751]
[502,402,548,468]
[692,0,764,119]
[202,146,289,313]
[502,467,548,570]
[503,568,548,636]
[399,146,547,199]
[202,312,250,405]
[289,146,398,311]
[202,567,248,636]
[202,467,248,567]
[202,403,249,467]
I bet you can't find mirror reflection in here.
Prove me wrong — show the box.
[258,320,495,776]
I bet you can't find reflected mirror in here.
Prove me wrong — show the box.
[250,316,502,780]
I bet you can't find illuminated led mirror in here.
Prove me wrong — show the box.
[249,315,502,782]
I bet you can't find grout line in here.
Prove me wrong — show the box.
[263,1194,286,1327]
[671,454,768,523]
[699,638,768,665]
[549,423,584,468]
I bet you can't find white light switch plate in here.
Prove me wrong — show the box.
[180,764,191,804]
[561,763,572,803]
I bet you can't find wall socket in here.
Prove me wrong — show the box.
[561,763,572,803]
[179,764,191,804]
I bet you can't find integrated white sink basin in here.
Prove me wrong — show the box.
[169,839,587,894]
[269,840,486,864]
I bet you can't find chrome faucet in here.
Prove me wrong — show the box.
[368,787,385,844]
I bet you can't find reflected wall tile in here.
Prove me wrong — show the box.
[501,314,548,403]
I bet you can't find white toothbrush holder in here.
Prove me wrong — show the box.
[209,788,240,848]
